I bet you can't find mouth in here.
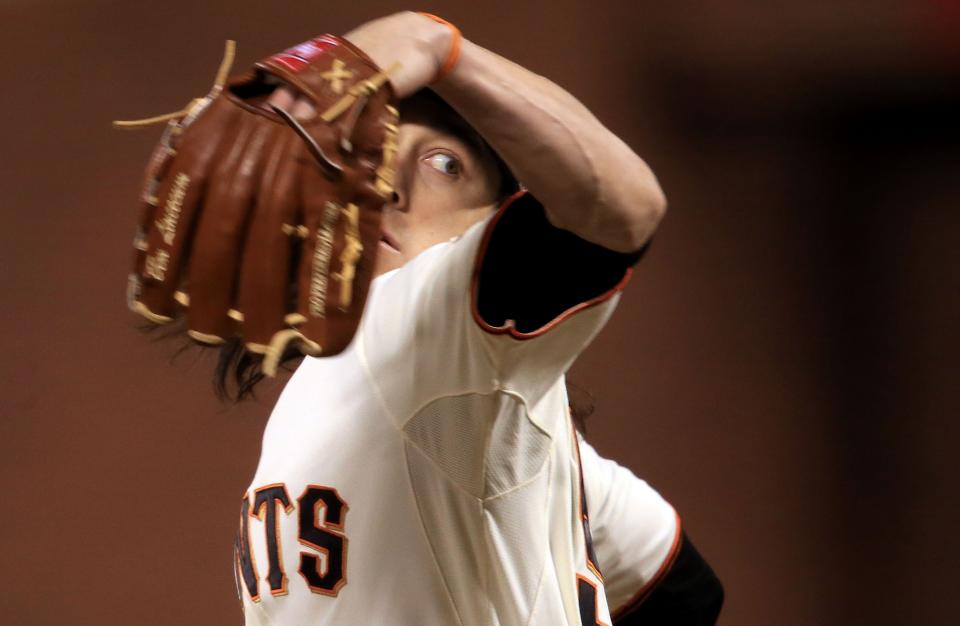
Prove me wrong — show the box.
[379,230,401,254]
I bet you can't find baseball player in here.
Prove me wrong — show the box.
[124,11,723,625]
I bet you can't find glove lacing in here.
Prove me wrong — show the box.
[111,40,237,130]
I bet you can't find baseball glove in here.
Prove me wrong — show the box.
[116,36,399,375]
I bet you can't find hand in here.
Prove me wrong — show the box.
[343,11,454,98]
[265,12,454,123]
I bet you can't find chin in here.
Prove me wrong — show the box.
[373,256,404,278]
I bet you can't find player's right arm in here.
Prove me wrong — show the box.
[342,13,666,380]
[347,12,667,254]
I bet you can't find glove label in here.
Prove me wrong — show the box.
[155,172,191,246]
[309,201,342,318]
[269,35,339,74]
[144,249,170,281]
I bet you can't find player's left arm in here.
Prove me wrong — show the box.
[345,12,667,254]
[579,438,724,625]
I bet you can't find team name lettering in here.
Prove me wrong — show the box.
[253,485,294,596]
[235,484,349,602]
[297,485,348,596]
[235,495,260,601]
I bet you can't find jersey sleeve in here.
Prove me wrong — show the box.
[474,192,645,336]
[360,190,639,424]
[578,437,682,617]
[470,191,641,403]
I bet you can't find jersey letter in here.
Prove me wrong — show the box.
[577,575,608,626]
[236,493,260,602]
[297,485,349,596]
[253,484,295,596]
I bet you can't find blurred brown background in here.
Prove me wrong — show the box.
[2,1,957,624]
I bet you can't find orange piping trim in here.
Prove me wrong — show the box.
[610,511,684,621]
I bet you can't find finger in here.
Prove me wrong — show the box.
[234,124,304,353]
[133,97,243,323]
[288,164,383,359]
[266,85,297,110]
[291,96,317,120]
[184,112,274,344]
[274,80,396,363]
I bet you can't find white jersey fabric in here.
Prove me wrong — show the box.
[235,199,679,625]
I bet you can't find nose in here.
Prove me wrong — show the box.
[383,128,411,212]
[385,176,408,213]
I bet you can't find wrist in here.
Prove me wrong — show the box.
[340,11,460,98]
[416,12,462,84]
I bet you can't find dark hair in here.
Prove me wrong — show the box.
[213,89,520,401]
[214,336,268,401]
[566,379,596,435]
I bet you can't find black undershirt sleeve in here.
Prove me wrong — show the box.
[614,532,724,626]
[476,194,648,332]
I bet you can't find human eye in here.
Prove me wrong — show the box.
[423,151,462,177]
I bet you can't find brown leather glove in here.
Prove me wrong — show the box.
[119,36,398,375]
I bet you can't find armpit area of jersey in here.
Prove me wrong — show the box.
[475,192,649,333]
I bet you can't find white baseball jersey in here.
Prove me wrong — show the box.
[234,196,679,625]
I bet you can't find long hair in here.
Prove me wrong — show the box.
[567,379,596,435]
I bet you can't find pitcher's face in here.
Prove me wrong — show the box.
[374,99,504,277]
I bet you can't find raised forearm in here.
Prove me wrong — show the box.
[432,38,666,252]
[344,11,666,252]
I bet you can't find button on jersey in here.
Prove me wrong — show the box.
[234,198,673,625]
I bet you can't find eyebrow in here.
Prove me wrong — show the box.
[410,114,486,159]
[415,127,481,169]
[438,124,487,161]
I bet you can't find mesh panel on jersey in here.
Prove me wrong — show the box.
[483,397,551,498]
[404,392,493,498]
[403,391,552,500]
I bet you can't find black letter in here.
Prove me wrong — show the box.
[297,485,349,596]
[252,484,294,596]
[236,493,260,601]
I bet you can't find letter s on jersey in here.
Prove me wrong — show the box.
[234,483,349,600]
[297,485,349,596]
